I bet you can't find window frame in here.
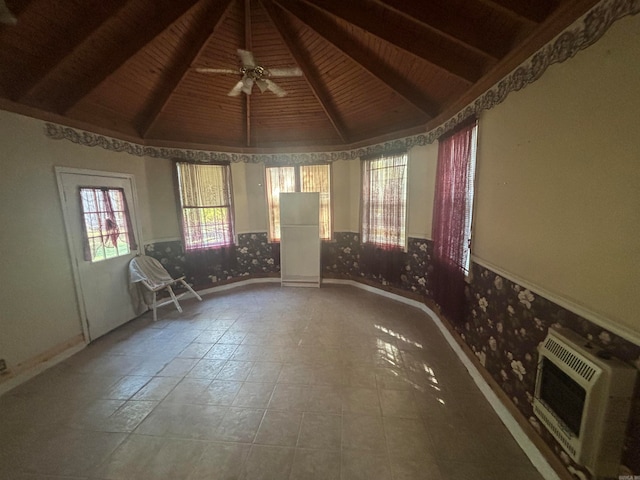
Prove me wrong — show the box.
[463,123,479,278]
[79,186,137,263]
[264,163,332,242]
[360,152,409,250]
[175,161,236,252]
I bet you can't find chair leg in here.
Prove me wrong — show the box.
[166,286,183,313]
[179,279,202,302]
[152,291,158,322]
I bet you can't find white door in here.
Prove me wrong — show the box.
[57,168,144,341]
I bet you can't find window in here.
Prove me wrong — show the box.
[79,187,136,262]
[361,152,408,249]
[265,164,331,241]
[176,162,234,251]
[432,120,478,276]
[431,118,478,325]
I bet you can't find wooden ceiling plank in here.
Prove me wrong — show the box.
[13,0,129,102]
[41,0,201,115]
[372,0,508,59]
[137,0,235,137]
[296,0,484,83]
[425,0,600,136]
[261,0,349,143]
[477,0,557,24]
[273,0,439,119]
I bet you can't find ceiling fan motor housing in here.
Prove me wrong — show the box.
[241,65,267,79]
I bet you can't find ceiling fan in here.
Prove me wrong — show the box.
[196,49,302,98]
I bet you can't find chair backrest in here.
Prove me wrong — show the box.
[129,255,175,290]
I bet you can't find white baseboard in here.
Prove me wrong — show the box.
[196,277,281,297]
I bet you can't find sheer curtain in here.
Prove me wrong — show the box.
[265,166,296,242]
[432,118,477,325]
[360,152,407,283]
[300,164,331,240]
[361,152,407,249]
[177,162,234,251]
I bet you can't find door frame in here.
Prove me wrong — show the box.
[55,166,144,342]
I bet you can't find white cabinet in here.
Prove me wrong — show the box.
[280,192,321,287]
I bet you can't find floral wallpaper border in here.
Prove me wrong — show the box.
[43,0,638,165]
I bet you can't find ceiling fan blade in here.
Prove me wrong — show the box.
[264,79,287,97]
[256,79,269,94]
[228,80,245,97]
[267,67,303,77]
[241,77,254,95]
[195,68,238,75]
[237,49,256,67]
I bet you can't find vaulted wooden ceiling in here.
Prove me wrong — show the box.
[0,0,600,152]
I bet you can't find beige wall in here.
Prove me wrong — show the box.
[407,144,438,240]
[0,111,161,369]
[473,14,640,336]
[332,159,360,233]
[231,162,268,235]
[144,157,180,242]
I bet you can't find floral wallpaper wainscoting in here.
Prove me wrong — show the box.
[401,238,433,298]
[461,262,640,479]
[322,232,362,278]
[236,233,280,276]
[143,240,186,280]
[322,233,434,299]
[144,233,280,290]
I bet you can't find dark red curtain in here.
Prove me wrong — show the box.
[432,118,477,325]
[360,243,404,284]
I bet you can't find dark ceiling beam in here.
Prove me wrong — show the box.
[272,0,440,119]
[261,0,349,144]
[295,0,484,83]
[477,0,557,24]
[372,0,508,59]
[244,0,252,147]
[29,0,200,115]
[12,0,129,102]
[137,0,234,138]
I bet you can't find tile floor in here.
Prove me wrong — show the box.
[0,284,545,480]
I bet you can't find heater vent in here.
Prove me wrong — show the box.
[534,327,637,478]
[543,337,597,382]
[534,403,577,457]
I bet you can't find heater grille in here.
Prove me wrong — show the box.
[533,403,577,457]
[543,337,597,382]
